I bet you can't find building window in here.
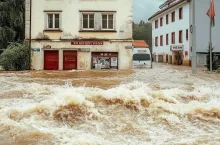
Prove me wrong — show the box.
[47,13,60,29]
[179,7,183,19]
[160,17,163,26]
[160,35,163,46]
[83,14,94,29]
[102,14,114,30]
[166,34,169,45]
[172,11,175,22]
[172,32,175,44]
[155,20,158,29]
[179,30,183,43]
[155,37,158,46]
[166,14,169,24]
[186,29,188,40]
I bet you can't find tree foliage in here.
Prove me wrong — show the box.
[133,20,152,49]
[0,0,25,51]
[0,42,31,70]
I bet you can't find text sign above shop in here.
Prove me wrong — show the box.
[170,45,184,51]
[71,41,103,45]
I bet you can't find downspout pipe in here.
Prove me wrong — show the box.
[29,0,32,70]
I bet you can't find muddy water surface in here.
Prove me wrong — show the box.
[0,64,220,145]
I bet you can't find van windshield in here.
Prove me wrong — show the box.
[133,54,151,61]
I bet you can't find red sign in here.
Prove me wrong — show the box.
[185,51,188,56]
[71,41,103,45]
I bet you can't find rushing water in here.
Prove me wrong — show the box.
[0,65,220,145]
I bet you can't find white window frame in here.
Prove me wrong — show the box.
[82,13,95,30]
[101,13,115,30]
[46,13,61,30]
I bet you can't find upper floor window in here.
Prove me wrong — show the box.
[166,14,169,24]
[160,17,163,27]
[179,7,183,19]
[47,13,60,29]
[83,14,94,29]
[160,35,163,46]
[155,37,158,46]
[102,14,114,30]
[172,11,175,22]
[171,32,175,44]
[155,20,158,29]
[166,34,169,45]
[186,29,189,41]
[179,30,183,43]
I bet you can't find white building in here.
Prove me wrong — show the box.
[148,0,220,66]
[25,0,133,70]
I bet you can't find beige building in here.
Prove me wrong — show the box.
[25,0,133,70]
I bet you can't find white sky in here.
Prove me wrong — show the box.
[133,0,164,23]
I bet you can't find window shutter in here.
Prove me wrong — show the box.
[79,13,83,31]
[95,13,102,30]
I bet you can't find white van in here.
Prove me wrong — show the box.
[133,47,152,68]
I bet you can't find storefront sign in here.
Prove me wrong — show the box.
[78,48,90,52]
[71,41,103,45]
[32,48,40,53]
[125,46,133,49]
[170,45,184,51]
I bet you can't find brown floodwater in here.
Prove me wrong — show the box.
[0,64,220,145]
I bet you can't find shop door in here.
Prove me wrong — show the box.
[63,51,77,70]
[44,50,59,70]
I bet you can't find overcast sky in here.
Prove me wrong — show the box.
[133,0,164,23]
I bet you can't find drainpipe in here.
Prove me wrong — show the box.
[29,0,32,70]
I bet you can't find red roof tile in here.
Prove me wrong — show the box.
[133,40,149,48]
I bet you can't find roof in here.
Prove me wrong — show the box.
[133,40,149,48]
[148,0,187,21]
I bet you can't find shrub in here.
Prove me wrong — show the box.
[0,42,31,70]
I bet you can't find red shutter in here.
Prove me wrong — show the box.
[172,11,175,22]
[179,30,182,43]
[186,29,188,40]
[160,35,163,46]
[155,37,158,46]
[166,34,169,45]
[166,15,169,24]
[179,7,183,19]
[155,20,158,29]
[172,32,175,44]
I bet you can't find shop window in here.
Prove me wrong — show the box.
[92,52,118,69]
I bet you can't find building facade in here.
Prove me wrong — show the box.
[25,0,133,70]
[149,0,220,66]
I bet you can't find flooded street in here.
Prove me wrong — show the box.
[0,64,220,145]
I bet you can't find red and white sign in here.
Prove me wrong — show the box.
[71,41,103,45]
[170,45,184,51]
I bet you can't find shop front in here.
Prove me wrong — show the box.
[170,45,184,65]
[91,52,118,70]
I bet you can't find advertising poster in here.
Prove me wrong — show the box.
[111,57,118,69]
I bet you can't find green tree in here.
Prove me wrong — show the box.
[133,21,152,49]
[0,0,25,52]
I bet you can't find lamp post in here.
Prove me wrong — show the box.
[192,0,197,74]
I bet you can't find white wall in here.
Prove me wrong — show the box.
[151,2,190,57]
[27,0,132,40]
